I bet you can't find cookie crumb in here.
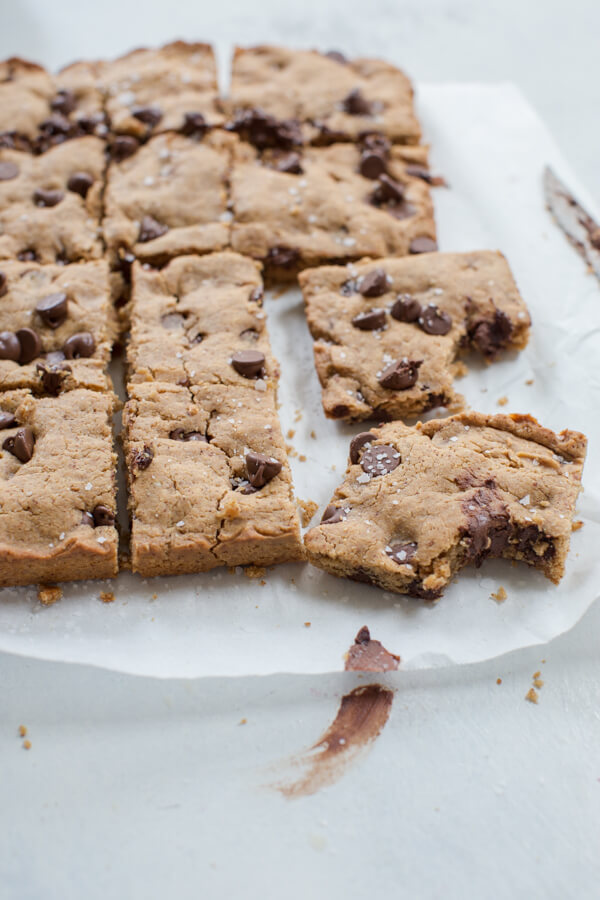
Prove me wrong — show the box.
[286,428,295,439]
[525,687,539,704]
[298,498,319,527]
[533,676,544,689]
[99,591,115,604]
[496,678,502,685]
[18,725,27,737]
[118,551,132,570]
[304,621,311,627]
[151,592,158,600]
[245,565,266,579]
[497,396,509,407]
[294,409,303,423]
[572,520,583,532]
[38,584,62,606]
[491,586,507,603]
[525,378,534,386]
[260,579,266,586]
[238,718,247,726]
[298,454,307,462]
[310,430,317,439]
[23,739,32,750]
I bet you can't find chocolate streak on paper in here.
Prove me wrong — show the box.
[345,625,400,672]
[543,166,600,280]
[277,684,393,798]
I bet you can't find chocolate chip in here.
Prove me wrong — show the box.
[81,511,95,527]
[266,246,300,269]
[67,171,94,197]
[409,236,438,254]
[3,426,34,462]
[391,295,421,323]
[131,105,163,127]
[352,308,387,331]
[16,328,42,363]
[111,135,140,160]
[360,444,400,477]
[349,431,376,464]
[132,445,154,471]
[343,88,373,116]
[275,152,303,174]
[370,173,405,206]
[0,271,6,297]
[63,331,95,359]
[77,112,106,134]
[33,188,64,208]
[226,108,303,150]
[138,215,168,243]
[40,113,71,136]
[405,164,433,183]
[418,305,452,336]
[462,488,512,565]
[169,428,207,442]
[359,150,387,179]
[469,310,513,359]
[358,268,388,297]
[0,332,21,361]
[325,50,347,64]
[181,112,207,137]
[386,542,417,565]
[0,161,19,181]
[36,292,68,329]
[407,581,443,601]
[17,250,37,261]
[91,505,114,527]
[378,358,422,390]
[0,411,16,429]
[36,362,69,395]
[231,349,265,378]
[321,504,349,524]
[51,89,76,115]
[245,451,282,488]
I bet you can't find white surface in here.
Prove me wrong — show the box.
[0,84,599,678]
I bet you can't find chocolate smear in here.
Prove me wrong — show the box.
[345,626,400,672]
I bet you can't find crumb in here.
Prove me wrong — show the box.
[260,579,266,586]
[298,498,319,527]
[286,443,298,457]
[533,676,544,689]
[298,454,306,462]
[18,725,27,737]
[118,551,132,570]
[23,739,31,750]
[286,428,295,439]
[533,670,541,679]
[496,678,502,685]
[525,378,534,386]
[99,591,115,604]
[497,396,509,407]
[310,430,317,439]
[454,360,468,377]
[572,520,583,532]
[304,621,311,627]
[244,565,266,579]
[238,718,247,725]
[151,593,158,600]
[491,586,507,603]
[294,409,303,423]
[331,464,336,471]
[37,584,62,606]
[525,687,539,704]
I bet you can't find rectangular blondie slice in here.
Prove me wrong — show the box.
[123,381,303,576]
[0,260,117,395]
[230,140,436,279]
[299,251,531,421]
[304,413,586,598]
[227,45,421,145]
[0,388,118,586]
[0,136,105,263]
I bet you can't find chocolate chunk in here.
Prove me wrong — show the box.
[343,88,373,115]
[40,113,71,135]
[138,215,169,243]
[0,332,21,361]
[405,164,434,183]
[245,451,282,488]
[63,331,95,359]
[169,428,207,442]
[352,308,387,331]
[321,504,349,524]
[181,112,207,137]
[0,271,6,297]
[378,358,422,390]
[17,250,37,261]
[409,236,438,254]
[462,488,512,565]
[358,268,388,297]
[51,89,76,115]
[266,246,300,269]
[231,349,265,378]
[160,313,186,330]
[371,173,405,205]
[360,444,400,476]
[33,188,64,208]
[351,569,376,585]
[418,305,452,336]
[131,105,163,127]
[407,581,443,601]
[227,108,303,150]
[16,328,42,363]
[391,295,421,322]
[81,511,95,527]
[386,541,417,565]
[132,445,154,471]
[36,292,68,329]
[0,411,16,429]
[349,431,376,464]
[324,50,347,64]
[275,152,303,174]
[469,309,513,359]
[67,171,94,197]
[111,135,140,160]
[77,112,106,134]
[0,161,19,181]
[91,505,114,527]
[36,362,69,395]
[359,150,387,179]
[3,426,34,462]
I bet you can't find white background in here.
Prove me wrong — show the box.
[1,1,600,897]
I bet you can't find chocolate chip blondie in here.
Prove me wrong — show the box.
[299,251,531,421]
[228,45,421,145]
[0,260,117,394]
[304,413,586,598]
[0,388,118,586]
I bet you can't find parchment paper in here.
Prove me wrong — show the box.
[0,83,598,678]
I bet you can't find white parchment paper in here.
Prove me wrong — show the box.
[0,83,598,677]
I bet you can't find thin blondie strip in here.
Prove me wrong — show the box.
[304,412,586,598]
[0,388,118,586]
[227,45,421,145]
[299,251,531,421]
